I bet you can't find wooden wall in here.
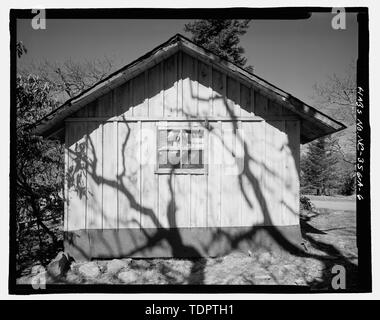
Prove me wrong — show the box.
[65,51,300,233]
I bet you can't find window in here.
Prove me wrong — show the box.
[156,126,206,174]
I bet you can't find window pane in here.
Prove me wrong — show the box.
[182,150,204,169]
[158,150,168,168]
[167,130,181,148]
[182,129,191,147]
[191,130,204,149]
[158,130,167,149]
[158,150,181,169]
[157,128,205,171]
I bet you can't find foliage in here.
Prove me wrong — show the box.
[300,196,314,211]
[16,74,65,273]
[16,41,27,58]
[184,19,253,72]
[340,172,356,196]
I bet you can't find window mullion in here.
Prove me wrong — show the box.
[180,129,183,169]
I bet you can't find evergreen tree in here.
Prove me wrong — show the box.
[184,19,253,72]
[301,137,339,195]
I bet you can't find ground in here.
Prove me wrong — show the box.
[17,196,357,290]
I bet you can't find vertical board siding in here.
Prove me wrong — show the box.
[163,54,178,117]
[226,77,240,117]
[190,175,207,227]
[252,121,266,224]
[221,121,241,227]
[250,89,256,115]
[102,121,118,229]
[148,64,163,117]
[182,53,198,117]
[98,92,113,118]
[207,121,222,227]
[86,121,103,229]
[67,122,87,231]
[76,101,95,118]
[284,120,300,225]
[174,175,191,228]
[177,52,183,116]
[240,84,252,117]
[267,100,282,116]
[132,73,147,117]
[115,81,132,117]
[198,61,211,116]
[74,103,89,117]
[241,121,265,226]
[141,122,158,229]
[158,174,173,229]
[66,119,300,231]
[255,92,268,116]
[66,51,301,234]
[117,122,141,229]
[212,68,227,117]
[69,52,299,120]
[264,120,287,225]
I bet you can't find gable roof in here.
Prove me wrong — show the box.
[33,33,346,144]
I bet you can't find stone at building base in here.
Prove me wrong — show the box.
[47,251,72,277]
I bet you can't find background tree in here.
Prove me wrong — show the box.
[184,19,254,72]
[301,137,340,195]
[309,63,356,195]
[16,41,27,58]
[16,73,64,272]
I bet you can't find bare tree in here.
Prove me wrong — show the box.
[304,63,357,195]
[18,57,116,103]
[313,62,356,126]
[312,63,356,166]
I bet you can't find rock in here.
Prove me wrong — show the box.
[17,276,31,285]
[32,271,49,286]
[294,279,305,285]
[78,262,100,278]
[31,265,46,275]
[254,274,271,281]
[258,252,272,264]
[65,271,81,283]
[107,259,126,274]
[123,258,132,265]
[118,271,138,283]
[47,252,71,278]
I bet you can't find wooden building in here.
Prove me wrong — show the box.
[35,34,345,260]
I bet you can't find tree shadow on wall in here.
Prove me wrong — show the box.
[65,65,358,289]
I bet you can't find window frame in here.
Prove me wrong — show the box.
[155,122,208,175]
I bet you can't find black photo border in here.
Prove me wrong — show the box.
[9,7,371,295]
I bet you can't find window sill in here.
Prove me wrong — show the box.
[155,168,208,175]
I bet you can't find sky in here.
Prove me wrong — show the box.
[17,13,358,106]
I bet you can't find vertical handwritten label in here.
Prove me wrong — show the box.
[356,86,364,200]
